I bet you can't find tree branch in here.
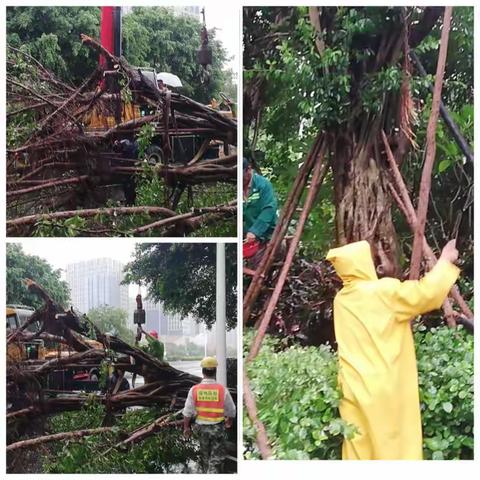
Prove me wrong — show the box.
[410,6,453,279]
[7,427,115,452]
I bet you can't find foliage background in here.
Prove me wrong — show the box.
[6,243,70,309]
[6,6,234,103]
[244,326,473,460]
[123,243,238,330]
[87,305,134,344]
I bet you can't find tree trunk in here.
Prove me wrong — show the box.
[332,125,401,277]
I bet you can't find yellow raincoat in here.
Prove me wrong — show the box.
[326,241,459,460]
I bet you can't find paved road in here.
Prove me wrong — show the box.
[125,360,201,387]
[170,360,202,377]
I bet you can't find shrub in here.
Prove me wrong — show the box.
[244,326,473,460]
[416,325,474,460]
[243,332,355,460]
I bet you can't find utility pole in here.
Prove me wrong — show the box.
[216,243,227,386]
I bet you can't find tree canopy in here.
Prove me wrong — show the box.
[7,6,232,103]
[6,243,70,310]
[6,7,100,85]
[122,7,229,102]
[123,243,237,329]
[87,305,134,344]
[243,6,473,277]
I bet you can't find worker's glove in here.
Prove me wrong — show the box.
[225,417,233,429]
[183,427,192,439]
[245,232,257,243]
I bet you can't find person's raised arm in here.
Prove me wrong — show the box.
[390,240,460,322]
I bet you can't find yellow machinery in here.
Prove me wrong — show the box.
[209,93,236,120]
[6,306,45,363]
[83,99,141,132]
[7,305,105,391]
[43,337,103,360]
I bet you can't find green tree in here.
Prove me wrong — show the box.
[123,7,228,102]
[6,243,70,310]
[244,7,472,274]
[123,243,237,329]
[6,6,100,84]
[87,305,134,344]
[7,6,231,102]
[220,68,238,102]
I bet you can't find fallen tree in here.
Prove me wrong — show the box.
[7,33,237,236]
[6,280,218,453]
[6,203,236,237]
[7,427,115,452]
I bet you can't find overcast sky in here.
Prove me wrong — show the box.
[17,238,137,272]
[204,3,239,72]
[13,238,229,300]
[16,239,145,297]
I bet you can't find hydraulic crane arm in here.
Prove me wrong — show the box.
[100,6,122,65]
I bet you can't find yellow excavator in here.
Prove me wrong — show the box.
[7,305,103,391]
[6,305,44,363]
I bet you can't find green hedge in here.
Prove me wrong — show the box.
[416,325,474,459]
[244,326,473,460]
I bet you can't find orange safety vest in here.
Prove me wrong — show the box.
[192,383,225,423]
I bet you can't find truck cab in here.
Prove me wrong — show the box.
[6,305,45,362]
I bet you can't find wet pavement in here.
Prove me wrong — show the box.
[125,360,202,387]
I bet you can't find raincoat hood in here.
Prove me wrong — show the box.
[326,240,378,283]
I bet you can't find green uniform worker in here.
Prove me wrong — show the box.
[243,157,278,243]
[183,357,236,473]
[326,239,460,460]
[143,330,165,361]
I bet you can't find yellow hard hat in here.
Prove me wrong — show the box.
[201,356,218,369]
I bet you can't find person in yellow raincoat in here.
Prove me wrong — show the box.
[326,239,459,460]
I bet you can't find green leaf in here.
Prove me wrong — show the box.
[438,159,451,173]
[432,450,444,460]
[442,402,453,413]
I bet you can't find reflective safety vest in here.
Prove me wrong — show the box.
[192,383,225,423]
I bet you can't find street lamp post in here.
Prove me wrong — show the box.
[216,243,227,386]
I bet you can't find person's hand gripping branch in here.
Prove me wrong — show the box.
[440,239,459,264]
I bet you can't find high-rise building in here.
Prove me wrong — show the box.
[65,258,129,314]
[182,315,201,337]
[205,325,238,358]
